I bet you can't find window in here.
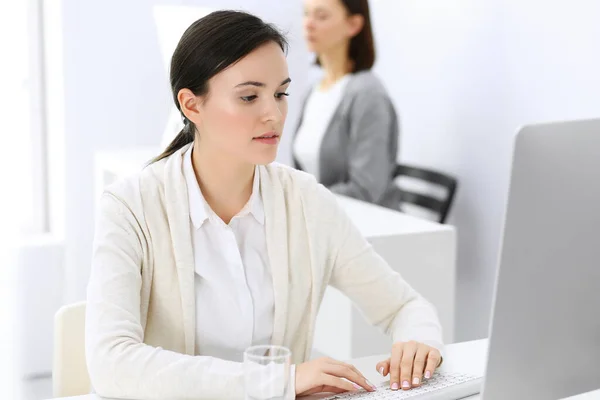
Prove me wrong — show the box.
[0,0,48,235]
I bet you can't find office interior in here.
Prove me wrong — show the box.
[0,0,599,399]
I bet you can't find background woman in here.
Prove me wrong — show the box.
[294,0,401,208]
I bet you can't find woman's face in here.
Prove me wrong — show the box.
[303,0,355,54]
[181,41,290,166]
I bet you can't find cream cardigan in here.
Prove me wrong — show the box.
[85,143,443,399]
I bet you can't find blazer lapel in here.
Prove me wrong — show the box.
[163,144,196,355]
[291,87,312,170]
[318,75,355,184]
[259,165,289,346]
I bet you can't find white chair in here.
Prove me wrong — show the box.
[53,301,90,397]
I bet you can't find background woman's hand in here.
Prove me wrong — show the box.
[295,357,377,396]
[375,341,442,391]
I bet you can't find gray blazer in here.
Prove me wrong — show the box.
[293,71,402,209]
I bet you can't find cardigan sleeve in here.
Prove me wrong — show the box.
[321,187,444,353]
[86,192,294,399]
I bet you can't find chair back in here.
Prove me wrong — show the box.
[53,301,90,397]
[394,164,458,223]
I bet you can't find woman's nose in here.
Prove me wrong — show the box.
[303,17,314,31]
[262,99,284,124]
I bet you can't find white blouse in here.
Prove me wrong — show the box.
[294,75,351,179]
[183,145,275,362]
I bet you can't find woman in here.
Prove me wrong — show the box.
[294,0,401,208]
[85,10,442,400]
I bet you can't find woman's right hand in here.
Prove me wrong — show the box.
[295,357,377,397]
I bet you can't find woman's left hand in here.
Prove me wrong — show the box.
[375,341,442,391]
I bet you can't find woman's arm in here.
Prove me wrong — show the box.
[85,193,246,399]
[321,186,443,351]
[328,91,398,204]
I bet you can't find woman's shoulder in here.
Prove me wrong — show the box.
[347,70,388,96]
[262,162,340,214]
[101,159,166,215]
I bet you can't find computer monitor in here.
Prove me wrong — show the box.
[482,118,600,399]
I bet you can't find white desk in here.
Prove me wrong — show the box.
[45,339,600,400]
[94,148,457,359]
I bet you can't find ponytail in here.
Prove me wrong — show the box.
[151,120,195,164]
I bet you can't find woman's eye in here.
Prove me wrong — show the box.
[241,95,258,103]
[276,92,290,99]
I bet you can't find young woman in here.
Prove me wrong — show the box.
[85,10,442,400]
[295,0,402,209]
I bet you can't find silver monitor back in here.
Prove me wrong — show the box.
[483,118,600,400]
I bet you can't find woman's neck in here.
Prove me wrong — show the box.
[318,43,352,90]
[191,143,254,224]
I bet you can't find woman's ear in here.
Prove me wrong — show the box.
[347,14,365,38]
[177,88,202,126]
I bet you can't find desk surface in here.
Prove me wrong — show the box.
[336,195,452,238]
[48,339,600,400]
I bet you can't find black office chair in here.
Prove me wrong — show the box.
[393,164,458,224]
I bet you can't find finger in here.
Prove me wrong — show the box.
[319,375,360,393]
[324,359,375,390]
[342,362,376,390]
[411,345,430,387]
[424,350,442,380]
[400,341,417,390]
[375,359,390,377]
[324,363,375,392]
[321,386,349,394]
[390,343,403,390]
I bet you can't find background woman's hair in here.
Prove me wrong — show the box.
[316,0,375,73]
[151,10,288,163]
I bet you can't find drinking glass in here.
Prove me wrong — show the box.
[244,345,292,400]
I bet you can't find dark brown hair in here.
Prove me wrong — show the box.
[317,0,375,73]
[152,10,288,163]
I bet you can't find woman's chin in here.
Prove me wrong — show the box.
[305,42,320,53]
[251,152,278,166]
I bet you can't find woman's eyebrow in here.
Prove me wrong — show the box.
[235,77,291,88]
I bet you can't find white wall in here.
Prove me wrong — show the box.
[502,0,600,123]
[49,0,309,303]
[369,0,510,341]
[370,0,600,339]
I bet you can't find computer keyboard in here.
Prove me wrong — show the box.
[322,372,482,400]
